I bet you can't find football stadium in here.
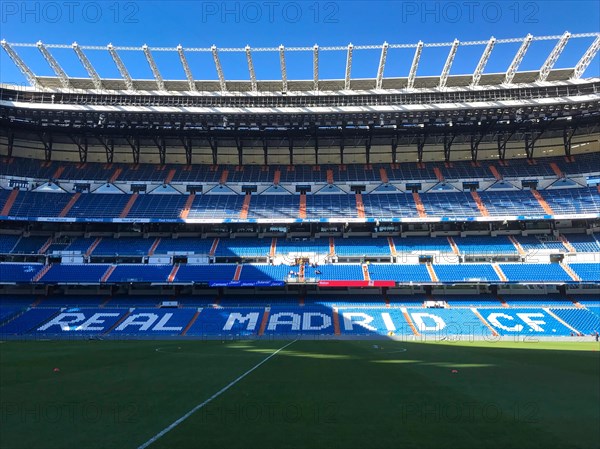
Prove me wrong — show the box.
[1,22,599,449]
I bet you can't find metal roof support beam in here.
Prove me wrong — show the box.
[438,39,459,89]
[563,127,577,158]
[107,44,134,91]
[236,136,243,166]
[142,45,165,91]
[375,42,389,90]
[177,45,196,91]
[245,46,258,92]
[524,129,543,159]
[470,133,484,162]
[497,131,513,161]
[72,43,102,90]
[407,41,423,90]
[279,45,288,92]
[443,134,455,162]
[69,135,88,163]
[1,40,38,88]
[211,45,227,92]
[79,136,88,164]
[98,136,114,164]
[313,45,319,91]
[538,31,571,82]
[208,136,218,165]
[505,34,533,84]
[365,129,372,164]
[40,132,53,162]
[181,137,192,165]
[314,127,319,163]
[36,41,71,88]
[391,135,398,164]
[340,128,345,165]
[571,35,600,79]
[524,134,534,159]
[417,135,427,163]
[262,134,268,166]
[439,39,459,89]
[471,37,496,87]
[7,132,15,159]
[344,44,353,90]
[152,136,166,165]
[124,136,141,165]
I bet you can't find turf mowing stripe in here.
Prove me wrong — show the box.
[136,339,297,449]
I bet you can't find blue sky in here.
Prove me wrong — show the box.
[1,1,599,85]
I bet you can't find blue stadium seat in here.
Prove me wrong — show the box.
[262,306,334,336]
[185,307,265,336]
[108,308,197,336]
[276,238,330,256]
[41,264,110,284]
[453,236,517,255]
[334,238,391,257]
[406,308,492,337]
[107,264,172,283]
[33,308,128,335]
[93,237,153,256]
[174,264,237,282]
[550,308,600,335]
[368,264,431,282]
[499,263,571,282]
[0,308,60,335]
[477,308,573,336]
[434,264,501,282]
[215,239,272,258]
[569,263,600,282]
[304,264,364,280]
[338,308,409,335]
[238,264,291,282]
[154,238,213,255]
[0,263,44,283]
[565,234,600,252]
[0,235,20,253]
[11,236,48,254]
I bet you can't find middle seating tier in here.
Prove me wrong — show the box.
[2,234,599,258]
[1,188,599,221]
[0,262,594,284]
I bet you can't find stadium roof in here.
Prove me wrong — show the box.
[1,32,599,93]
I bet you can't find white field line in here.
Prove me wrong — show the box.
[137,339,297,449]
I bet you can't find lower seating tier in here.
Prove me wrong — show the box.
[2,303,598,337]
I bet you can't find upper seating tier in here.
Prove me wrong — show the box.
[3,153,599,184]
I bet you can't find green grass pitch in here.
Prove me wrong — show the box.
[1,339,599,449]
